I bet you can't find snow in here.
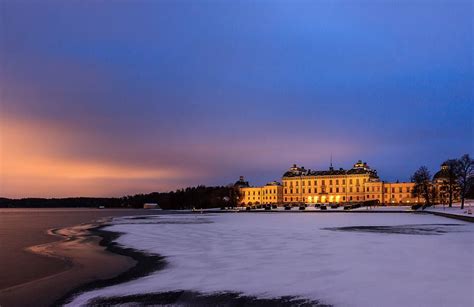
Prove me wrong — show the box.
[425,200,474,218]
[67,213,474,307]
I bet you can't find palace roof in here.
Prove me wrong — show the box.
[283,161,379,178]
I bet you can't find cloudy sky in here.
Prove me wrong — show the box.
[0,0,472,198]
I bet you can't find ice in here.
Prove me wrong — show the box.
[67,213,474,307]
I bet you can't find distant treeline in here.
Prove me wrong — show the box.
[0,185,239,209]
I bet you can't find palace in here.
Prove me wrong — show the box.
[237,160,425,206]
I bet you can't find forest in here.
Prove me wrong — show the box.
[0,185,239,209]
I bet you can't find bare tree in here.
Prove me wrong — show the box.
[226,183,243,207]
[411,166,435,208]
[440,159,460,207]
[455,154,473,210]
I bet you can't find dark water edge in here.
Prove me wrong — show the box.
[89,291,330,307]
[55,225,166,306]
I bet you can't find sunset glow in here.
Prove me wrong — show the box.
[1,0,472,197]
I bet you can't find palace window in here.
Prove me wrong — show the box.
[296,181,299,186]
[356,179,360,185]
[296,188,299,193]
[284,189,287,194]
[356,187,360,193]
[308,181,311,186]
[322,180,325,185]
[303,188,305,193]
[302,181,305,186]
[336,187,339,193]
[350,187,353,193]
[329,180,333,185]
[343,179,346,185]
[314,180,317,185]
[308,188,312,193]
[336,179,339,185]
[350,179,353,185]
[330,187,333,193]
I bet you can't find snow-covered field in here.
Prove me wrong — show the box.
[426,200,474,218]
[68,213,473,307]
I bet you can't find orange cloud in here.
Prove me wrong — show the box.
[0,116,201,197]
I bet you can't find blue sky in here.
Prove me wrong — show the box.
[1,0,472,197]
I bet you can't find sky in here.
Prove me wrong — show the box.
[0,0,472,198]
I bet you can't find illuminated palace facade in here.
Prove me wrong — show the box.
[237,160,420,206]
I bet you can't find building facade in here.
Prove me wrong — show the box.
[238,160,422,206]
[239,181,283,205]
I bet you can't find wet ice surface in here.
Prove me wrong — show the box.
[68,213,474,307]
[324,223,467,235]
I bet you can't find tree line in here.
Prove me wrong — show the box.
[411,154,473,209]
[0,185,240,209]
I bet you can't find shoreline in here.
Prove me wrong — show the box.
[56,223,167,306]
[0,219,139,307]
[54,211,474,305]
[2,210,470,306]
[56,216,331,307]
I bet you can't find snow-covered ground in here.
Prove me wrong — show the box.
[68,213,473,307]
[425,200,474,218]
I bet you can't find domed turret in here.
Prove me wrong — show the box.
[234,176,249,188]
[433,163,453,182]
[283,164,306,177]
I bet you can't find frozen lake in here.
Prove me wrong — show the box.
[68,213,474,307]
